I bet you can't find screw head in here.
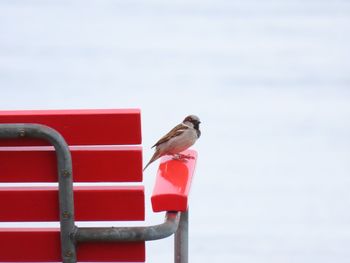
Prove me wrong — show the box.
[18,130,25,137]
[62,170,70,177]
[62,211,70,219]
[65,251,73,257]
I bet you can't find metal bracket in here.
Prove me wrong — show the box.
[0,123,188,263]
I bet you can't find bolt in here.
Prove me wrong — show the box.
[62,170,70,177]
[18,130,25,137]
[65,251,73,258]
[62,211,70,219]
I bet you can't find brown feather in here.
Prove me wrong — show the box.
[143,149,162,171]
[151,123,189,148]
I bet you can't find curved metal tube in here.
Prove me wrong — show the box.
[75,211,180,242]
[0,124,76,263]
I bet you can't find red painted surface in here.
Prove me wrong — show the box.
[0,228,145,262]
[0,146,142,182]
[0,109,148,261]
[151,150,197,212]
[0,186,144,221]
[0,109,141,146]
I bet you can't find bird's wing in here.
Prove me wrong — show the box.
[152,123,189,148]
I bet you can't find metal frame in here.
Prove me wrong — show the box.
[0,123,188,263]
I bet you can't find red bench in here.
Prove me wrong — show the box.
[0,109,197,263]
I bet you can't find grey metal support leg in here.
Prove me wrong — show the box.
[175,210,189,263]
[0,124,76,263]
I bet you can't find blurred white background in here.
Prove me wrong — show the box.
[1,0,350,262]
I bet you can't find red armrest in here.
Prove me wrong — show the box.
[151,150,197,212]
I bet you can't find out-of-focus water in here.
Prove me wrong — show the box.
[1,0,350,262]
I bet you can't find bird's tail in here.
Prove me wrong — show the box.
[143,150,162,171]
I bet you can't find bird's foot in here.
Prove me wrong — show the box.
[181,154,195,159]
[172,153,195,160]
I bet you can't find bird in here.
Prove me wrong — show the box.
[143,115,201,171]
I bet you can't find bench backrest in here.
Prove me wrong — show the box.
[0,109,145,262]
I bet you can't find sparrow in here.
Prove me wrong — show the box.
[143,115,201,171]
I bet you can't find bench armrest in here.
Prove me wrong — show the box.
[151,150,197,212]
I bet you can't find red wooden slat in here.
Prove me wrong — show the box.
[0,109,141,146]
[0,146,142,182]
[0,186,144,221]
[0,228,145,262]
[151,150,197,212]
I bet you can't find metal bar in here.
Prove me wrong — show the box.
[75,211,180,242]
[175,210,189,263]
[0,124,76,263]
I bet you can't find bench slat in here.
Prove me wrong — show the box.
[0,186,144,221]
[0,146,142,182]
[151,150,197,212]
[0,109,141,146]
[0,228,145,262]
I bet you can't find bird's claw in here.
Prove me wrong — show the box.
[172,153,195,161]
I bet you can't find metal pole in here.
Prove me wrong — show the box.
[0,124,76,263]
[75,211,180,242]
[175,210,188,263]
